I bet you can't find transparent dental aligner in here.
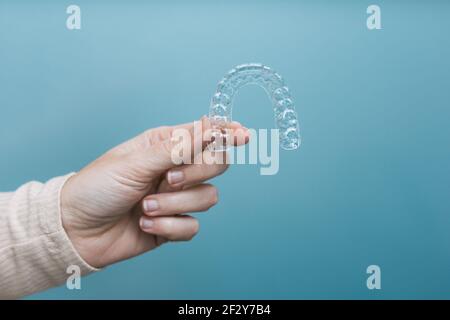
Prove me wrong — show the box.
[208,63,301,151]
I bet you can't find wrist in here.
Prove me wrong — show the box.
[60,174,103,268]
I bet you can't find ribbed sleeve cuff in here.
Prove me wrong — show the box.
[38,173,99,274]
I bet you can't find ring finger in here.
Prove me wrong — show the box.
[142,183,218,217]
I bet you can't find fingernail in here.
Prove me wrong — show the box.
[168,170,184,184]
[140,217,154,229]
[143,199,159,212]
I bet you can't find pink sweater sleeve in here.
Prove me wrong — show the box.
[0,174,98,299]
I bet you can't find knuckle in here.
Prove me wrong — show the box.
[156,126,171,140]
[143,128,155,138]
[143,128,158,143]
[145,126,171,145]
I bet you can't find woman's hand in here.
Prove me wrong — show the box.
[60,117,249,268]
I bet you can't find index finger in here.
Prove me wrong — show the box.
[170,117,250,149]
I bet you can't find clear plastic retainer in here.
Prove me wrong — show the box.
[208,63,301,152]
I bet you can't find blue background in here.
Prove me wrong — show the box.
[1,0,450,299]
